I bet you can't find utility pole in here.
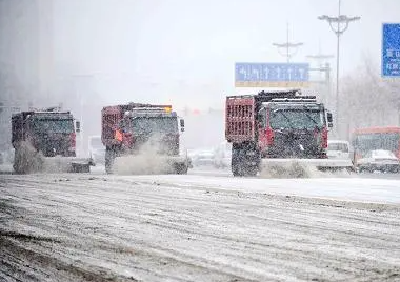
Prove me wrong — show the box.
[273,22,303,62]
[318,0,360,137]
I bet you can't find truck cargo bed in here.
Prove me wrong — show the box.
[225,96,256,143]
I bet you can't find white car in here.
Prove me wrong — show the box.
[191,148,215,167]
[356,149,400,173]
[327,140,350,160]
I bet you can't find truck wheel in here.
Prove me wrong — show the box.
[13,148,23,174]
[175,164,188,175]
[232,158,242,177]
[232,164,240,177]
[246,166,258,177]
[232,145,244,177]
[105,147,115,175]
[232,160,255,177]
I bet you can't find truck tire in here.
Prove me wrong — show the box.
[175,163,188,175]
[13,148,23,174]
[246,166,258,177]
[232,158,244,177]
[232,143,259,177]
[105,147,115,175]
[232,144,242,177]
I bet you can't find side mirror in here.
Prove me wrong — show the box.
[75,120,81,133]
[326,113,333,128]
[180,119,185,132]
[256,114,263,125]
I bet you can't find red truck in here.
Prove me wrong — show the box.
[11,106,94,174]
[101,102,189,174]
[225,89,353,177]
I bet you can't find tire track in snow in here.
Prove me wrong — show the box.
[1,174,400,281]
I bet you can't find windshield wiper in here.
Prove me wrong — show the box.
[301,106,319,127]
[274,109,295,130]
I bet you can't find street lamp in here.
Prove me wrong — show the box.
[318,0,360,137]
[273,22,303,62]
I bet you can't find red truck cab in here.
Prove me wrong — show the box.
[225,89,333,176]
[101,102,186,174]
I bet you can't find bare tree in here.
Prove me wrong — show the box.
[339,57,400,140]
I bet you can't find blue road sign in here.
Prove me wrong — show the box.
[382,23,400,78]
[235,63,309,87]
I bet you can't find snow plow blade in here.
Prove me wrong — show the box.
[39,157,95,174]
[259,158,354,178]
[14,155,95,175]
[112,155,189,175]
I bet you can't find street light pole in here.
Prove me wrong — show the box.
[273,22,303,62]
[318,0,360,137]
[335,0,341,139]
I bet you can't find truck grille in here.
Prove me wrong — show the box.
[268,130,322,158]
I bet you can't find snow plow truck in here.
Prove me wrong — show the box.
[12,106,94,174]
[101,102,189,175]
[225,89,354,177]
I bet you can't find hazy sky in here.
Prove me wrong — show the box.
[50,0,400,107]
[2,0,400,109]
[0,0,399,146]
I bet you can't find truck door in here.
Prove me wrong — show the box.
[257,107,268,150]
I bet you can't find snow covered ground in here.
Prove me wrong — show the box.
[1,173,400,281]
[128,174,400,204]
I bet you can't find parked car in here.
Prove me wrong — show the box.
[356,149,400,173]
[327,140,351,160]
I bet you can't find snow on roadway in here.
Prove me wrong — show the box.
[120,174,400,205]
[1,173,400,282]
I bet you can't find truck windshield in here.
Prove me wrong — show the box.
[130,117,178,135]
[269,108,323,129]
[34,119,75,134]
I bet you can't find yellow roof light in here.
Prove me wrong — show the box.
[164,106,172,114]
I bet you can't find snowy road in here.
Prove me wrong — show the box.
[1,173,400,282]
